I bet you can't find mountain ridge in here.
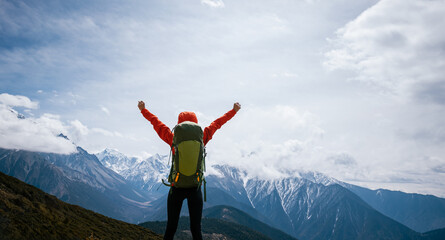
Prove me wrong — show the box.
[0,171,162,240]
[203,205,297,240]
[2,147,445,240]
[345,184,445,233]
[95,148,445,237]
[0,147,152,223]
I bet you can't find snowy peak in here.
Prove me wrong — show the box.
[57,133,69,140]
[295,171,340,186]
[210,164,340,187]
[0,147,153,223]
[47,146,127,191]
[96,149,170,196]
[95,148,141,174]
[212,164,248,184]
[146,153,169,172]
[208,164,343,229]
[96,148,125,159]
[96,148,130,164]
[120,154,170,183]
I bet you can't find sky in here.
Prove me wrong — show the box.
[1,0,445,197]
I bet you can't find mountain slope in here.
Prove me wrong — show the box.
[291,184,419,240]
[140,216,273,240]
[95,148,140,174]
[0,171,162,240]
[96,149,170,198]
[421,228,445,240]
[209,165,421,240]
[346,184,445,233]
[0,147,152,223]
[203,205,297,240]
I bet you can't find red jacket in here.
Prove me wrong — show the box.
[141,108,237,146]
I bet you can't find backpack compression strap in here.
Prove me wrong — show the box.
[162,142,175,187]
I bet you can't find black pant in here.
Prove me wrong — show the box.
[163,186,203,240]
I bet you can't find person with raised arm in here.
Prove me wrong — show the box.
[138,101,241,240]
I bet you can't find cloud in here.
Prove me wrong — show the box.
[101,106,110,116]
[206,105,328,178]
[0,93,39,109]
[322,0,445,195]
[0,93,125,154]
[91,128,122,137]
[328,153,357,166]
[324,0,445,100]
[432,164,445,174]
[0,94,76,154]
[414,81,445,105]
[69,119,89,142]
[271,72,300,79]
[201,0,225,8]
[70,120,124,139]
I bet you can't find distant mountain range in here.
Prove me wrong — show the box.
[2,146,445,240]
[97,149,445,240]
[206,165,420,240]
[0,147,153,223]
[346,184,445,233]
[0,171,161,240]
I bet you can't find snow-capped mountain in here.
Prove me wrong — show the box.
[207,165,421,240]
[89,149,445,239]
[3,138,445,239]
[0,147,152,223]
[95,148,141,174]
[96,149,171,197]
[120,154,170,194]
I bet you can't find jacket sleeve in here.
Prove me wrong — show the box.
[141,109,173,146]
[203,109,237,145]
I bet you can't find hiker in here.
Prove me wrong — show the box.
[138,100,241,240]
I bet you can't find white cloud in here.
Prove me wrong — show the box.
[203,104,444,196]
[206,105,328,178]
[0,94,76,154]
[271,72,300,79]
[321,0,445,196]
[69,119,89,142]
[0,93,125,154]
[324,0,445,100]
[201,0,225,8]
[100,106,110,116]
[91,128,122,137]
[328,152,357,166]
[0,93,39,109]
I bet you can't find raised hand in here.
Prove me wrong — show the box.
[138,101,145,111]
[233,102,241,112]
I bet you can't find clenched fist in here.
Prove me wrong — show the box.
[138,101,145,111]
[233,102,241,112]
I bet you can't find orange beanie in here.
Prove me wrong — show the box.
[177,111,198,124]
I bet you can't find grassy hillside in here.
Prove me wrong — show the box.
[0,171,162,240]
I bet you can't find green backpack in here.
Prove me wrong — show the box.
[162,121,207,200]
